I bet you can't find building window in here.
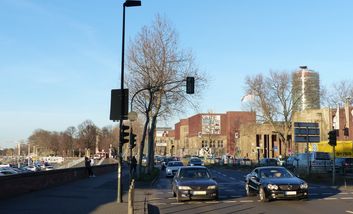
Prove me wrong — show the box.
[220,140,223,148]
[202,141,205,148]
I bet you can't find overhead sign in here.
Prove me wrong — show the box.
[294,136,321,143]
[294,122,320,143]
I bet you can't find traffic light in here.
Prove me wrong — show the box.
[328,130,337,147]
[129,128,137,149]
[186,77,195,94]
[120,124,130,146]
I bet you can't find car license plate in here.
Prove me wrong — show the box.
[285,191,297,195]
[193,191,206,195]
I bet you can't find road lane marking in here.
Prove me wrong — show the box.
[323,198,337,200]
[224,200,238,203]
[346,211,353,214]
[341,197,353,200]
[239,200,254,203]
[205,201,219,204]
[168,197,175,200]
[170,202,184,205]
[339,192,349,195]
[151,203,166,205]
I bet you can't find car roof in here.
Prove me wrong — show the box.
[180,166,207,169]
[253,166,286,170]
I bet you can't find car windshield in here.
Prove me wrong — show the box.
[167,161,183,167]
[179,168,210,179]
[259,168,294,179]
[190,158,201,162]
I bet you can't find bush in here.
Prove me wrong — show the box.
[138,167,160,182]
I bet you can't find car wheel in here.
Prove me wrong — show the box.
[173,191,176,197]
[258,187,269,202]
[245,183,254,196]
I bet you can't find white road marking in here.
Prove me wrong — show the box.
[151,202,166,205]
[171,202,184,205]
[151,198,162,200]
[339,192,349,195]
[341,197,353,200]
[323,198,337,200]
[230,177,236,180]
[346,211,353,214]
[224,200,238,203]
[168,197,175,200]
[187,202,202,204]
[239,200,254,203]
[205,201,219,204]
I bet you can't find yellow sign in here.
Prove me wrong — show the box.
[309,141,353,157]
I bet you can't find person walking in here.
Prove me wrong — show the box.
[131,156,137,178]
[85,156,94,177]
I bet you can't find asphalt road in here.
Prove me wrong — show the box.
[147,167,353,214]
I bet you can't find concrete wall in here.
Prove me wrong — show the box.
[0,164,117,199]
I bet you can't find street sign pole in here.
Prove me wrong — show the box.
[307,126,310,175]
[332,145,336,185]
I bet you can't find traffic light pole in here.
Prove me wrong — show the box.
[332,145,336,185]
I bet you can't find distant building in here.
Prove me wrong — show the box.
[173,111,256,157]
[292,66,320,112]
[155,127,175,156]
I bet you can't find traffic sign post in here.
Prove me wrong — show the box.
[294,122,320,175]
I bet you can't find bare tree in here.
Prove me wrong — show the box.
[244,71,299,157]
[127,15,206,175]
[77,120,98,156]
[322,80,353,107]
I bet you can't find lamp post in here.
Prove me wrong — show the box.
[117,0,141,204]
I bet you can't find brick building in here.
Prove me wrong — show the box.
[172,111,256,157]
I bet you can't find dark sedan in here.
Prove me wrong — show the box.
[187,157,204,166]
[245,166,308,202]
[172,166,218,202]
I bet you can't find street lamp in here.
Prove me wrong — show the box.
[117,0,141,204]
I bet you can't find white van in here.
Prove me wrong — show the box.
[295,152,332,173]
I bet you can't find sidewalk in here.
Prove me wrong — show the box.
[0,167,152,214]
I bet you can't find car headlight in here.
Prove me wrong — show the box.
[207,185,217,190]
[267,184,278,190]
[166,168,171,172]
[178,186,191,190]
[300,183,308,189]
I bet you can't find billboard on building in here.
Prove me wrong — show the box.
[156,130,169,137]
[202,115,221,135]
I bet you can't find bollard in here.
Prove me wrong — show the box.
[128,179,135,214]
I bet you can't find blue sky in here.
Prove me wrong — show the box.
[1,0,353,148]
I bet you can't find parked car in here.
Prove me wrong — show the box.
[187,157,204,166]
[245,166,308,202]
[161,157,178,170]
[165,161,184,177]
[295,152,332,173]
[335,157,353,174]
[172,166,218,202]
[234,158,252,166]
[0,167,19,175]
[259,158,279,166]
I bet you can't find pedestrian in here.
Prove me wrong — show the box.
[85,156,94,177]
[131,156,137,177]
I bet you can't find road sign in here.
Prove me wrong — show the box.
[294,136,321,143]
[294,128,320,135]
[294,122,319,128]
